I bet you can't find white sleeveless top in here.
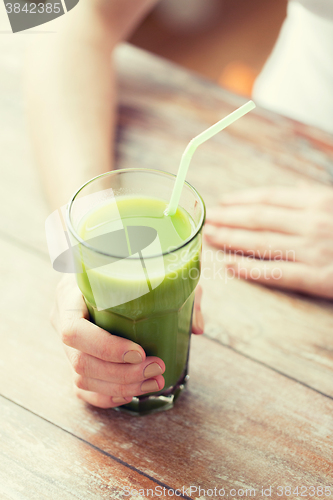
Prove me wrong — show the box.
[253,0,333,134]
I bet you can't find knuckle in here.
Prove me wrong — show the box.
[253,238,268,258]
[60,325,76,347]
[118,366,134,386]
[60,316,79,347]
[308,215,332,238]
[117,384,128,399]
[74,387,83,400]
[98,398,114,409]
[317,192,333,212]
[72,352,87,375]
[260,189,274,204]
[248,208,261,227]
[98,333,119,361]
[312,245,333,266]
[73,374,87,390]
[99,342,111,362]
[311,267,333,296]
[321,267,333,288]
[116,372,127,386]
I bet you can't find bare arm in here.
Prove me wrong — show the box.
[25,0,157,210]
[26,0,204,410]
[26,0,171,410]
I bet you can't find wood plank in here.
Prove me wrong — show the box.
[2,39,333,388]
[2,41,333,495]
[200,241,333,397]
[114,46,333,395]
[2,42,333,398]
[0,239,333,493]
[1,43,333,257]
[0,396,182,500]
[115,44,333,194]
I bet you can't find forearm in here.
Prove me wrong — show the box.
[25,0,157,211]
[25,12,116,210]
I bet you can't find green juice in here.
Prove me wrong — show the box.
[75,196,201,413]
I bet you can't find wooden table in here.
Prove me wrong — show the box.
[1,42,333,499]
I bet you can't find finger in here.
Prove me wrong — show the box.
[194,284,202,305]
[65,346,165,384]
[219,187,310,209]
[192,308,204,335]
[205,205,304,235]
[192,285,204,335]
[60,316,146,364]
[226,256,332,297]
[74,387,133,409]
[74,373,165,399]
[204,225,305,262]
[51,276,89,333]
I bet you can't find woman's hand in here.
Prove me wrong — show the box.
[204,185,333,299]
[51,275,204,409]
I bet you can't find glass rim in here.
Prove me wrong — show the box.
[66,168,206,260]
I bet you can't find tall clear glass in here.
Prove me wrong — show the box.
[67,169,205,415]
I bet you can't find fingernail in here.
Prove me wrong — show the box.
[143,363,163,378]
[112,396,129,404]
[141,379,159,393]
[123,350,143,364]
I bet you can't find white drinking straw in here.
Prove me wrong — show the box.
[165,100,256,216]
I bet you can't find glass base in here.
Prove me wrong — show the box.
[114,373,189,416]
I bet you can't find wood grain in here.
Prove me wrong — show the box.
[114,45,333,396]
[0,238,333,495]
[200,243,333,397]
[2,43,333,256]
[115,44,333,194]
[0,396,183,500]
[1,42,333,402]
[1,42,333,498]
